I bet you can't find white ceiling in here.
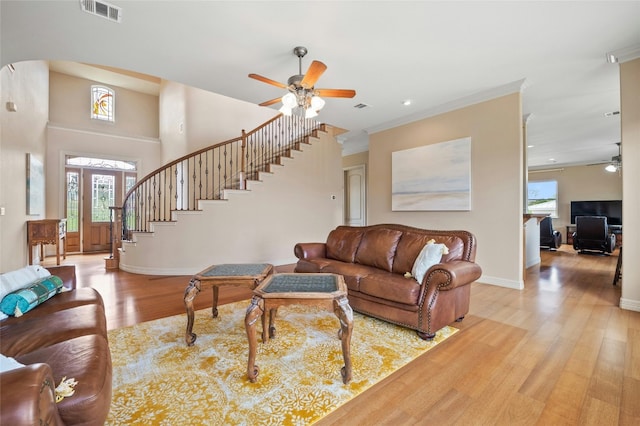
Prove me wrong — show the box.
[2,1,639,169]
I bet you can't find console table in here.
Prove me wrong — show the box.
[27,219,67,265]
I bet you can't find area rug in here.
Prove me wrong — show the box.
[106,301,457,425]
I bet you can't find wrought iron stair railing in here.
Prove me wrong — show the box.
[121,114,322,237]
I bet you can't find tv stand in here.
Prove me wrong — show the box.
[566,224,622,248]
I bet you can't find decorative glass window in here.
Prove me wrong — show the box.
[528,180,558,218]
[66,171,79,232]
[65,155,136,171]
[92,174,116,222]
[91,85,115,121]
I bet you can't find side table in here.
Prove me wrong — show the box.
[183,263,273,346]
[245,273,354,384]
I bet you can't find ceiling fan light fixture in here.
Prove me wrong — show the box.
[281,92,297,108]
[310,95,325,111]
[305,108,318,119]
[279,105,293,116]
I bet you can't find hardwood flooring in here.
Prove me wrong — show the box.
[42,246,639,425]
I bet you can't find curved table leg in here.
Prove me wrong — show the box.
[184,278,201,346]
[245,296,264,382]
[334,296,354,384]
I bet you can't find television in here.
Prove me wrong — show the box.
[570,200,622,226]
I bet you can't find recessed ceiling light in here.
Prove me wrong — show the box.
[604,111,620,117]
[527,145,534,148]
[549,158,557,163]
[402,100,412,106]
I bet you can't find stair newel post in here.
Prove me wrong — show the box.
[239,129,247,190]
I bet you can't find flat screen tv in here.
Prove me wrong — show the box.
[570,200,622,226]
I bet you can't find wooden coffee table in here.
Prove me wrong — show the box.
[183,263,273,346]
[244,273,354,384]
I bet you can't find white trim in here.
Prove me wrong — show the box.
[47,122,160,144]
[366,78,528,135]
[609,44,640,63]
[477,275,524,290]
[620,298,640,312]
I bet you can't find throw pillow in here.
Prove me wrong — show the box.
[0,275,63,317]
[0,353,25,373]
[411,240,449,284]
[0,265,51,301]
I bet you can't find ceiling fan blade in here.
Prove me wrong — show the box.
[248,73,287,89]
[259,97,282,107]
[315,88,356,98]
[300,61,327,89]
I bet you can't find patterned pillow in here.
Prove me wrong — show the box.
[0,276,63,317]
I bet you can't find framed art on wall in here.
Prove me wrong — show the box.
[392,137,471,211]
[26,153,44,215]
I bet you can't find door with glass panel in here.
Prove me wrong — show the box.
[82,170,122,252]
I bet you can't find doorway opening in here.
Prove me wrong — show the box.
[64,155,137,253]
[343,164,366,227]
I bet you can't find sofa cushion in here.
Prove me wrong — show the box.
[0,276,63,317]
[319,261,381,292]
[392,232,436,275]
[354,228,403,272]
[359,272,422,305]
[0,304,107,357]
[326,227,364,263]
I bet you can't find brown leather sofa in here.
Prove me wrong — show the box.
[294,224,482,339]
[0,265,112,426]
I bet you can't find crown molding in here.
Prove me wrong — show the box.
[608,44,640,63]
[365,78,528,135]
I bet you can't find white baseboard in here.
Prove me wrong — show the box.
[620,298,640,312]
[477,275,524,290]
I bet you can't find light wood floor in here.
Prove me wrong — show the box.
[42,246,638,425]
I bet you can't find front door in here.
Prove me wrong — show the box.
[82,170,122,252]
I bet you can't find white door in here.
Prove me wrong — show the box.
[344,165,366,226]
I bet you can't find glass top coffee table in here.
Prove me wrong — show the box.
[244,273,354,384]
[183,263,273,346]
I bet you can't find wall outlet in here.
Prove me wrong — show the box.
[330,195,336,200]
[0,207,5,215]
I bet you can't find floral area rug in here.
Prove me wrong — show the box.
[106,300,457,425]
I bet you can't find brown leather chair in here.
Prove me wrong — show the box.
[539,216,562,250]
[572,216,616,254]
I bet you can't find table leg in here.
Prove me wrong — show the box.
[245,296,264,382]
[212,286,219,318]
[334,296,354,384]
[268,308,278,339]
[183,278,201,346]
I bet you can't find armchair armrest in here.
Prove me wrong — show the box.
[45,265,76,290]
[294,243,327,260]
[422,260,482,291]
[0,363,64,426]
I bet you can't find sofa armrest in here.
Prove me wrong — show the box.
[294,243,327,260]
[0,363,64,426]
[45,265,76,290]
[422,260,482,291]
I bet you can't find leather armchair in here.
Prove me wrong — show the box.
[572,215,616,254]
[539,216,562,250]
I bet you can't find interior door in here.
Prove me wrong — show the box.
[344,165,366,226]
[82,170,122,252]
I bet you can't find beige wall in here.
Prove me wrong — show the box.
[49,71,159,139]
[620,58,640,311]
[0,61,49,271]
[343,151,368,169]
[159,80,276,164]
[529,165,622,242]
[368,93,524,288]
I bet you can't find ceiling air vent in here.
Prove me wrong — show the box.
[80,0,122,23]
[353,103,370,109]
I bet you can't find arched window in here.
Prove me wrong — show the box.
[91,85,115,121]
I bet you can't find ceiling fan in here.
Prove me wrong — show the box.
[605,142,622,173]
[249,46,356,119]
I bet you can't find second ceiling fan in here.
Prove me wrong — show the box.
[249,46,356,118]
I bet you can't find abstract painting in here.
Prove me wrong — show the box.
[392,137,471,211]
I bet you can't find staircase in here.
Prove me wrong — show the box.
[116,114,344,275]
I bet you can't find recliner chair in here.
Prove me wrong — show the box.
[572,215,616,254]
[539,216,562,250]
